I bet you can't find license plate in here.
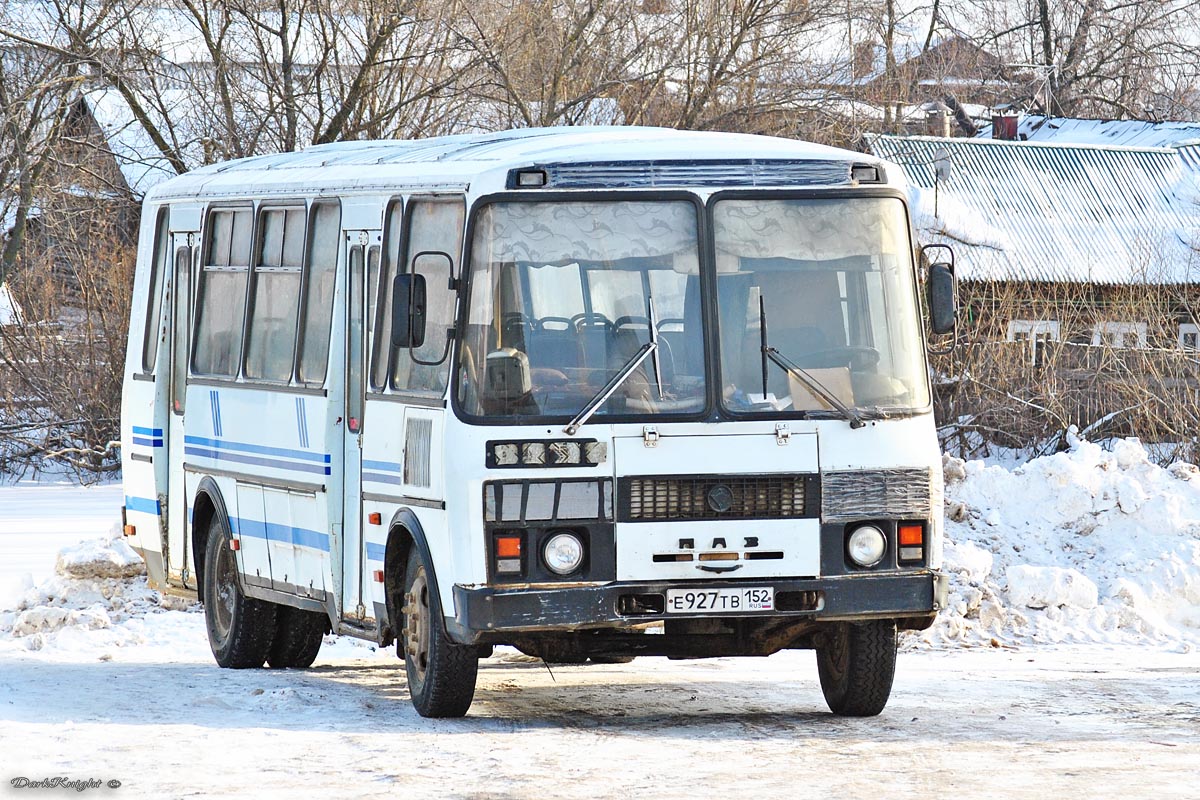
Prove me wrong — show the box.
[665,586,775,614]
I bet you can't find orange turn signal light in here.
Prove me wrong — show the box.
[368,512,382,525]
[123,524,136,537]
[495,536,522,558]
[898,523,923,546]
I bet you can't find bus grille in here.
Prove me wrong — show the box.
[820,468,932,521]
[618,474,816,522]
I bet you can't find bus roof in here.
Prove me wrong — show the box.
[144,126,895,202]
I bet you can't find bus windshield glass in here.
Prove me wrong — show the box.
[713,197,929,415]
[457,200,706,420]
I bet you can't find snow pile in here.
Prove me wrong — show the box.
[55,522,146,579]
[0,516,386,664]
[0,524,197,656]
[918,438,1200,649]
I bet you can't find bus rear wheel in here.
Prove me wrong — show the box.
[203,516,277,669]
[815,620,897,717]
[267,605,327,669]
[401,549,478,718]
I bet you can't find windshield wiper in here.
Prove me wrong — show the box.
[563,340,658,435]
[759,296,865,430]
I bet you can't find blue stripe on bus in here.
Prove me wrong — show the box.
[233,517,331,552]
[132,436,163,447]
[362,459,402,473]
[295,397,310,450]
[366,542,386,562]
[362,471,404,486]
[132,426,163,437]
[184,446,332,475]
[210,390,223,438]
[184,435,332,463]
[125,496,161,515]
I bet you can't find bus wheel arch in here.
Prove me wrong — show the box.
[382,509,438,648]
[190,478,230,605]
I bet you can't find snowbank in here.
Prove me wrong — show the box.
[0,524,189,656]
[0,517,384,663]
[917,438,1200,650]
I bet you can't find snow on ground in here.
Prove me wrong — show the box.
[1,444,1199,798]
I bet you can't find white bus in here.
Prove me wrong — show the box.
[120,127,955,718]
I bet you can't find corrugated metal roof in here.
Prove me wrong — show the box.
[867,134,1200,285]
[975,116,1200,149]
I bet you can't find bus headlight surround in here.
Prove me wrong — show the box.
[543,531,585,575]
[847,524,887,568]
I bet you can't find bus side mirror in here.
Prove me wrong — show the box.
[928,262,956,335]
[391,273,427,349]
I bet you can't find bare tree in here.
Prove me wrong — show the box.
[961,0,1200,118]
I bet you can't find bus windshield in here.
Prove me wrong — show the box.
[457,200,707,420]
[713,197,929,415]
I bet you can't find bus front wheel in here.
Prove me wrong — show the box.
[400,549,478,717]
[815,620,897,717]
[203,516,277,669]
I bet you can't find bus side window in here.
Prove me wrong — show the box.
[371,199,403,390]
[245,207,304,381]
[141,209,170,373]
[297,202,341,385]
[193,208,252,377]
[390,198,465,394]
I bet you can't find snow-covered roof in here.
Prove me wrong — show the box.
[82,89,183,195]
[147,127,888,202]
[975,115,1200,150]
[867,134,1200,285]
[0,283,21,325]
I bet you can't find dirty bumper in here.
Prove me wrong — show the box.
[449,572,948,642]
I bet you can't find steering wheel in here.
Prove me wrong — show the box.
[571,312,612,331]
[800,346,881,370]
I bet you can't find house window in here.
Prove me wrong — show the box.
[1007,320,1059,366]
[1179,323,1199,350]
[1092,321,1147,349]
[1007,320,1060,343]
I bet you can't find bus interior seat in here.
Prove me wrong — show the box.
[524,317,579,373]
[576,316,611,373]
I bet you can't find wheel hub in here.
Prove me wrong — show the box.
[404,566,431,686]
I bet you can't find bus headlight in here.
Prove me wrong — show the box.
[847,524,886,568]
[543,531,585,575]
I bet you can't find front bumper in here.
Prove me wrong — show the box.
[448,571,948,642]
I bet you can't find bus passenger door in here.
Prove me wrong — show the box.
[166,231,196,588]
[340,233,379,622]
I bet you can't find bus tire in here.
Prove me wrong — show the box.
[401,548,478,717]
[203,516,276,669]
[267,605,326,669]
[816,620,897,717]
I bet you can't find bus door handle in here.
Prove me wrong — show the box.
[696,564,742,574]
